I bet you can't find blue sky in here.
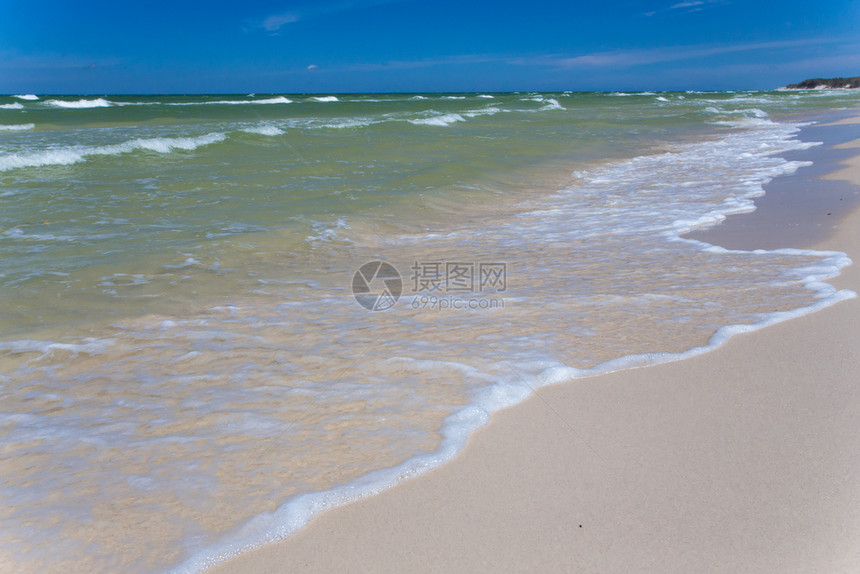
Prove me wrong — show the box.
[1,0,858,93]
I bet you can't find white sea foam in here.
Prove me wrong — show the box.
[241,124,285,136]
[523,96,564,111]
[704,106,769,118]
[344,97,398,102]
[318,118,377,129]
[13,94,39,100]
[0,123,34,131]
[656,96,670,102]
[168,97,292,106]
[0,149,86,170]
[0,102,24,110]
[463,106,502,118]
[46,98,113,108]
[310,96,339,102]
[710,116,778,128]
[408,113,466,126]
[249,96,293,104]
[127,133,226,154]
[540,98,564,111]
[0,132,226,172]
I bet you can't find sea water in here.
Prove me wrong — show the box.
[0,90,858,572]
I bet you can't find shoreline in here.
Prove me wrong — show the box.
[688,109,860,249]
[208,112,860,573]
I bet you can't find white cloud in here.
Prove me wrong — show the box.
[259,0,406,33]
[262,13,298,31]
[645,0,725,17]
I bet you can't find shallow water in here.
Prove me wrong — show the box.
[0,90,858,572]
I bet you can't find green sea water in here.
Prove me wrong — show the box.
[0,90,823,336]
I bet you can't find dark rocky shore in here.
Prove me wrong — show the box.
[782,76,860,90]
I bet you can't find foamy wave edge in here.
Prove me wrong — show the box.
[46,98,113,108]
[408,113,466,126]
[0,123,35,132]
[0,132,227,172]
[168,97,293,106]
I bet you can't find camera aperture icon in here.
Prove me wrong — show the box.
[352,261,402,311]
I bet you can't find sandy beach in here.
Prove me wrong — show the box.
[209,113,860,574]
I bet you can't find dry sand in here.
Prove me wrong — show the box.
[210,119,860,574]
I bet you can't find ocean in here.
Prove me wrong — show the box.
[1,90,858,572]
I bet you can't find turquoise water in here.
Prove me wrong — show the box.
[1,90,858,572]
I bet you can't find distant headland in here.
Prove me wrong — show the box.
[780,76,860,90]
